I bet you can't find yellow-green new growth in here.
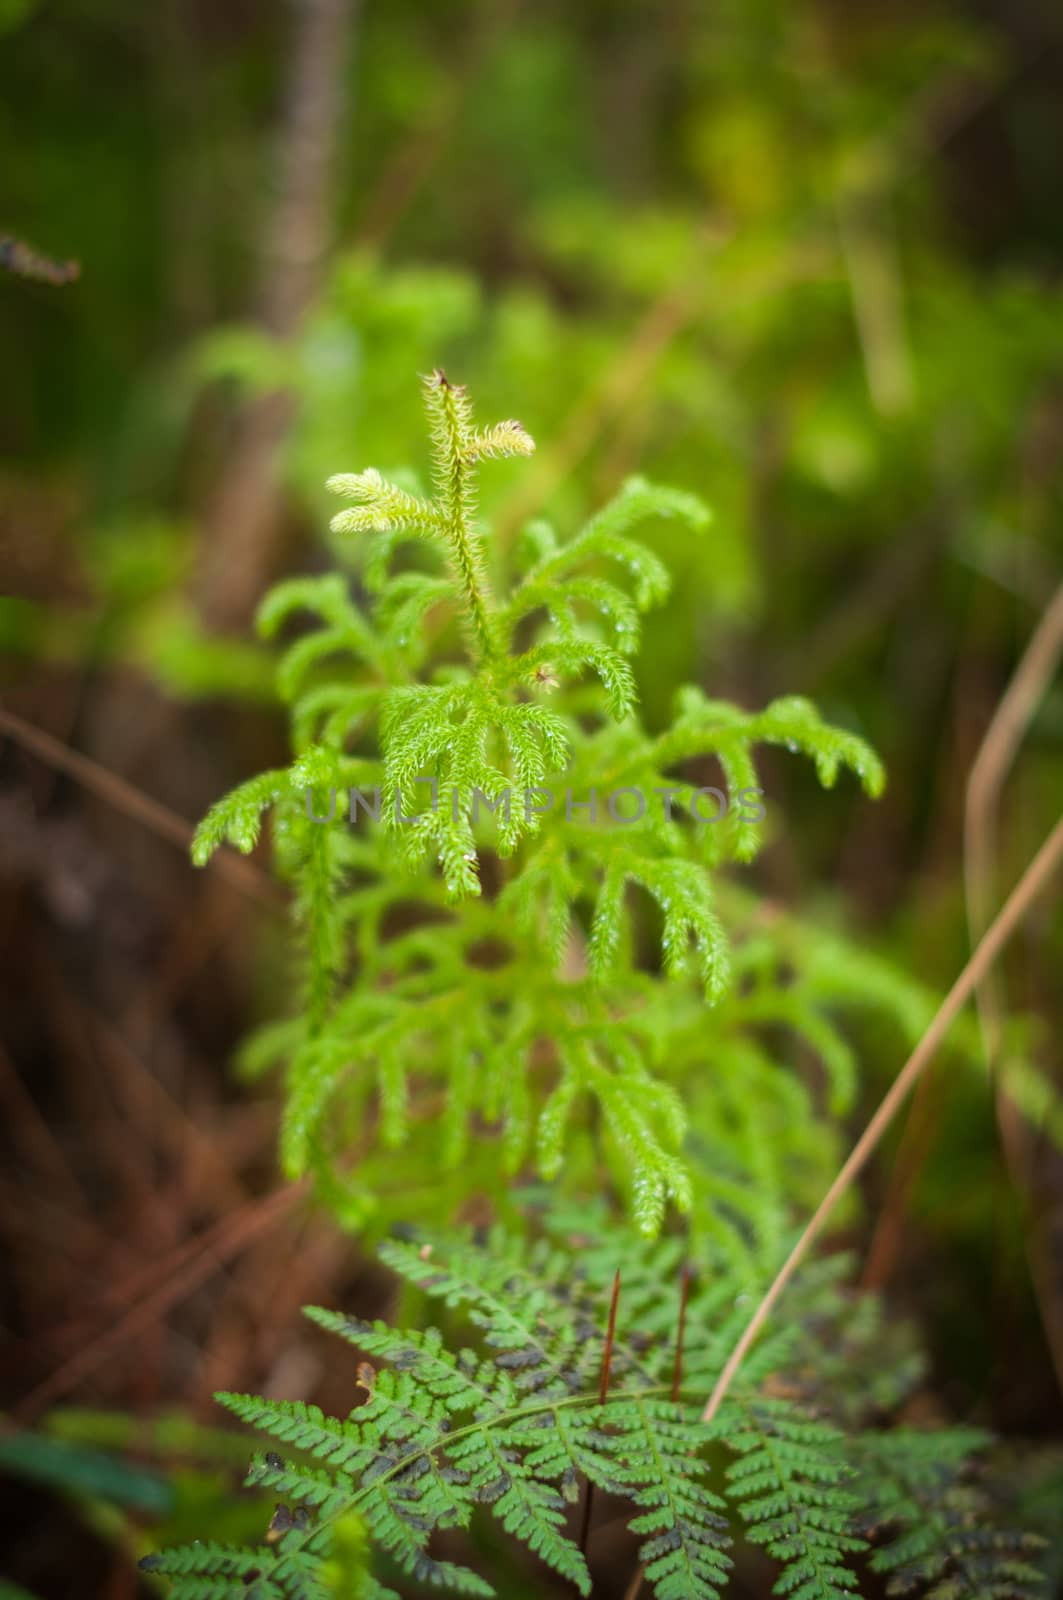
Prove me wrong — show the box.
[327,370,533,665]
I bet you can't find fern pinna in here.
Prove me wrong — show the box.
[141,1208,1041,1599]
[191,372,886,1238]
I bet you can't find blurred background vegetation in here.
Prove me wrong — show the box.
[2,0,1062,1594]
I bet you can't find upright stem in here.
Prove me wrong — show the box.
[579,1269,621,1555]
[428,371,499,664]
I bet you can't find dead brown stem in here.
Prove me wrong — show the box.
[702,810,1063,1425]
[964,579,1063,1395]
[0,703,281,908]
[578,1269,621,1557]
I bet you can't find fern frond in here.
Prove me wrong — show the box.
[143,1217,734,1597]
[141,1535,341,1600]
[851,1429,1045,1599]
[145,1213,1045,1600]
[608,1397,733,1599]
[724,1398,866,1600]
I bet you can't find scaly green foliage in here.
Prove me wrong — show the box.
[192,375,886,1236]
[141,1210,1039,1600]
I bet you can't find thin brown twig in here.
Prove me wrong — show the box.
[965,581,1063,1019]
[859,1068,943,1290]
[865,578,1063,1290]
[579,1269,621,1557]
[702,810,1063,1425]
[964,578,1063,1395]
[14,1181,307,1422]
[0,703,282,909]
[671,1265,692,1403]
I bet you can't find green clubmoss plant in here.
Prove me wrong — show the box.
[190,371,887,1238]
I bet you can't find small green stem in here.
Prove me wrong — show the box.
[433,372,499,663]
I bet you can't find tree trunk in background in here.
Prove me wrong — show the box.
[195,0,355,632]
